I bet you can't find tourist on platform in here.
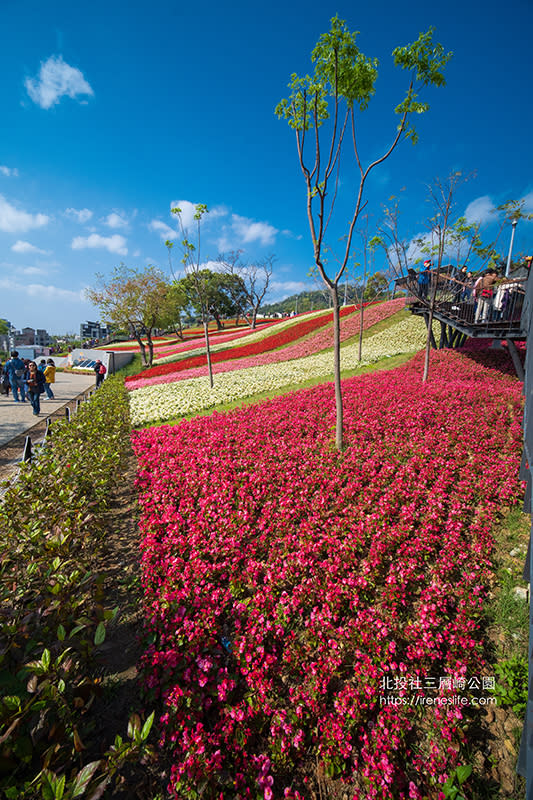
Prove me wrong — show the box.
[44,358,56,399]
[418,261,431,300]
[461,271,474,302]
[474,270,499,324]
[25,361,45,416]
[5,351,26,402]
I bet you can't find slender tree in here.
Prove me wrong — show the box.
[171,204,215,387]
[276,16,451,450]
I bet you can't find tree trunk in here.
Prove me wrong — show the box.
[212,310,224,331]
[175,313,184,340]
[358,298,364,362]
[146,332,154,367]
[422,267,440,382]
[132,324,148,366]
[203,310,214,388]
[251,306,258,329]
[330,283,344,452]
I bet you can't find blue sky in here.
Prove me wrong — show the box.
[1,0,532,334]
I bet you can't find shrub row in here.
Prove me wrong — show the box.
[0,378,151,799]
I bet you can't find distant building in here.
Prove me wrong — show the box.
[80,320,110,340]
[10,326,52,348]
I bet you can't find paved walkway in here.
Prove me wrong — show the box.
[0,373,97,447]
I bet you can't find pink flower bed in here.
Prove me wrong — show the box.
[133,347,523,798]
[152,322,276,360]
[127,299,404,390]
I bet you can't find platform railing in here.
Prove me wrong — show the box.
[396,269,527,336]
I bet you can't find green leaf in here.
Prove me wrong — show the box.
[55,774,66,800]
[456,765,472,785]
[57,624,66,641]
[93,622,106,646]
[141,711,155,741]
[71,760,101,798]
[2,694,22,710]
[41,649,51,671]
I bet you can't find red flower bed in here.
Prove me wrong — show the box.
[126,306,358,383]
[133,347,523,798]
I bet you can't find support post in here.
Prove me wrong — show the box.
[507,339,525,381]
[22,436,32,463]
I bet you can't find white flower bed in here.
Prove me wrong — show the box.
[130,315,428,425]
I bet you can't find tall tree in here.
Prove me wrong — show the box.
[86,264,172,367]
[276,16,451,450]
[170,204,215,387]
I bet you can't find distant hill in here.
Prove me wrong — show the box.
[260,286,362,316]
[260,279,391,316]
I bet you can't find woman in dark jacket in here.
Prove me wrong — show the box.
[25,361,46,415]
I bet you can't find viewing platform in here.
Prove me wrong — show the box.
[394,267,528,378]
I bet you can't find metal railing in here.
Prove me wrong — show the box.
[396,269,527,338]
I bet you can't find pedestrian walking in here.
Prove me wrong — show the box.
[5,351,26,402]
[25,361,45,415]
[44,358,56,399]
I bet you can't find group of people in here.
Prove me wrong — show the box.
[1,352,56,415]
[410,259,529,325]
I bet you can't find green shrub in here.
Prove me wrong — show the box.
[0,378,149,798]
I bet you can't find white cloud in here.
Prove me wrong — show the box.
[405,232,433,264]
[270,280,310,296]
[0,194,49,233]
[464,196,496,226]
[25,55,94,110]
[231,214,278,245]
[65,207,93,224]
[0,277,85,302]
[11,240,49,255]
[133,249,141,258]
[71,233,127,256]
[149,219,176,240]
[169,199,201,230]
[0,166,19,177]
[20,266,49,276]
[522,192,533,214]
[104,212,128,229]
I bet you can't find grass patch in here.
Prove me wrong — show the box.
[115,353,144,378]
[487,506,530,658]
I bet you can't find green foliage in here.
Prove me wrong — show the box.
[0,378,151,798]
[440,764,472,800]
[85,264,174,367]
[491,655,528,714]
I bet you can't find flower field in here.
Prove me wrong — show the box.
[128,314,427,424]
[126,299,405,389]
[131,306,356,376]
[133,347,524,798]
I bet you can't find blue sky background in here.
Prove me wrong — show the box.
[1,0,531,333]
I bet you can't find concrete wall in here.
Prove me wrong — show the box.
[60,348,134,376]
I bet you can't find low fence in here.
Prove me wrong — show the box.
[0,385,97,496]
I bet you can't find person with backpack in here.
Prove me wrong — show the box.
[94,359,107,388]
[6,351,26,402]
